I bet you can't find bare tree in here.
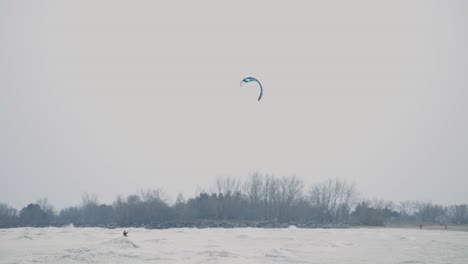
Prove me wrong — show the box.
[261,175,272,220]
[267,176,281,221]
[216,176,241,196]
[37,198,50,210]
[309,178,356,223]
[245,172,263,205]
[80,193,104,226]
[140,189,168,203]
[370,199,394,210]
[176,193,186,205]
[244,172,264,219]
[0,203,18,227]
[413,201,446,223]
[397,201,417,216]
[36,198,56,223]
[448,204,468,224]
[0,203,15,217]
[81,193,98,207]
[278,176,304,222]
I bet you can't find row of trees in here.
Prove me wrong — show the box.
[1,175,467,228]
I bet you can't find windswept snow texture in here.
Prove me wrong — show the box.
[0,227,467,263]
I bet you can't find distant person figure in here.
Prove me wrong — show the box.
[419,224,422,230]
[445,225,447,230]
[123,230,129,237]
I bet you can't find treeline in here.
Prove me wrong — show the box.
[1,174,467,228]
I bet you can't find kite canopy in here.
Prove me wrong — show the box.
[240,77,263,101]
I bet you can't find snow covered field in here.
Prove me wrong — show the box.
[1,227,467,263]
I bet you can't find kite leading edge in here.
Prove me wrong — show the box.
[240,77,263,101]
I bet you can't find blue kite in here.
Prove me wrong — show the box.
[240,77,263,101]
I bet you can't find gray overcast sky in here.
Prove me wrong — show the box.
[1,1,467,209]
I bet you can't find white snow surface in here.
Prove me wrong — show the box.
[1,227,467,263]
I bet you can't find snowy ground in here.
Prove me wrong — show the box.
[0,227,467,263]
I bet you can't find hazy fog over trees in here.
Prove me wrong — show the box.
[1,174,467,228]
